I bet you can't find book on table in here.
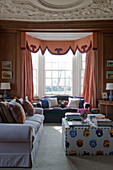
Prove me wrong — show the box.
[67,120,90,127]
[92,118,113,126]
[87,114,105,119]
[65,112,81,121]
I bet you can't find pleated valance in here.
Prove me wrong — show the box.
[21,32,97,55]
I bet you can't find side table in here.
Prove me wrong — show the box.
[98,100,113,117]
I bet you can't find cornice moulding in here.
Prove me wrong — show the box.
[0,0,113,21]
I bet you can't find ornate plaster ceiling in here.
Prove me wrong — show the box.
[0,0,113,21]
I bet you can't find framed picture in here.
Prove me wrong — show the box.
[107,60,113,67]
[2,61,12,69]
[2,71,12,79]
[102,92,108,100]
[106,71,113,79]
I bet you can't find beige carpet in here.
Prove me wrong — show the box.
[33,123,113,170]
[2,124,113,170]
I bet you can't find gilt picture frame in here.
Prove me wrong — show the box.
[2,61,12,70]
[106,71,113,79]
[2,71,12,79]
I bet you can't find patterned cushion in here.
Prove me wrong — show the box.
[58,100,68,108]
[8,102,26,124]
[0,102,15,123]
[22,100,35,116]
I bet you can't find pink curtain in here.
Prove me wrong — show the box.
[82,49,97,108]
[21,49,33,101]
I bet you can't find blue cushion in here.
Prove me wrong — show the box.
[40,98,49,108]
[79,99,85,108]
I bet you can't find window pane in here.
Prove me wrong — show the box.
[66,79,71,86]
[66,71,71,78]
[52,71,58,78]
[45,63,51,69]
[46,79,51,86]
[33,85,37,95]
[52,79,58,86]
[59,86,64,93]
[59,63,64,69]
[59,71,65,78]
[45,49,72,95]
[45,55,52,62]
[46,71,51,78]
[59,79,65,86]
[81,86,83,95]
[33,70,37,77]
[81,78,84,86]
[52,87,58,94]
[45,86,51,94]
[81,53,86,95]
[32,52,39,97]
[82,61,85,69]
[82,54,86,61]
[51,62,59,70]
[81,70,85,78]
[66,87,72,94]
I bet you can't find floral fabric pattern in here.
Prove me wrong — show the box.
[58,100,68,108]
[62,118,113,155]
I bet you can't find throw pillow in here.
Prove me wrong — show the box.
[16,98,23,106]
[68,97,80,108]
[47,98,58,107]
[58,100,68,108]
[22,100,35,116]
[8,102,26,124]
[40,98,49,108]
[0,102,15,123]
[79,99,85,108]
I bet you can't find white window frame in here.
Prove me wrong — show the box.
[44,50,72,95]
[32,49,86,97]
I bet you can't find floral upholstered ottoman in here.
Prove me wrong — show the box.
[62,118,113,155]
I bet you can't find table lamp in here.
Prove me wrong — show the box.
[106,83,113,100]
[0,83,11,99]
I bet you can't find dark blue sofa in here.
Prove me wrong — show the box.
[40,95,90,123]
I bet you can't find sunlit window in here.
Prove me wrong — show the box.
[45,50,73,95]
[81,53,86,95]
[31,50,86,97]
[31,52,39,96]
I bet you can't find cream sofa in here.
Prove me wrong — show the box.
[0,99,44,167]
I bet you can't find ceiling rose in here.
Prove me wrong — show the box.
[37,0,92,10]
[38,0,84,9]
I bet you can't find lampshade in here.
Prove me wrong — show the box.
[0,83,11,90]
[106,83,113,90]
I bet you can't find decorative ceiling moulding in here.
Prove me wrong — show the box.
[0,0,113,21]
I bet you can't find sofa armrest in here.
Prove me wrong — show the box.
[84,102,90,109]
[35,107,43,115]
[0,124,33,142]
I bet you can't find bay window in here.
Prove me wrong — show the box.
[32,49,86,97]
